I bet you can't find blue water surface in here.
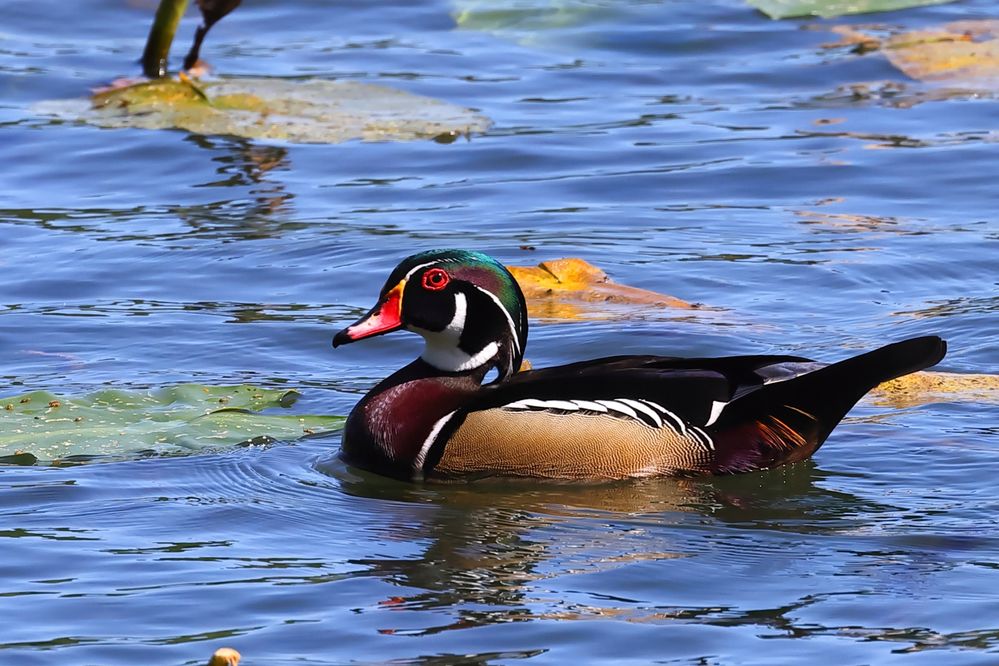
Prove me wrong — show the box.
[1,0,998,663]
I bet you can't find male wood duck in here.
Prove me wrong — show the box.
[332,249,946,482]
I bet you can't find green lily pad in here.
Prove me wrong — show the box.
[0,384,344,465]
[451,0,620,49]
[39,77,492,144]
[453,0,602,33]
[747,0,955,20]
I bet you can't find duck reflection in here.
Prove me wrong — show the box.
[322,460,883,637]
[177,135,295,239]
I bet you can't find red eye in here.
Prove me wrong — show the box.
[421,268,450,291]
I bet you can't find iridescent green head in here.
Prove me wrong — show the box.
[333,249,529,381]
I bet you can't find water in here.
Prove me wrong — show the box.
[2,0,998,663]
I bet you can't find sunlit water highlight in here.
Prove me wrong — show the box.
[1,0,997,663]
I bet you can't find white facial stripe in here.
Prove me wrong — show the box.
[403,260,441,282]
[412,409,458,479]
[418,292,499,372]
[401,263,518,376]
[421,338,499,373]
[413,291,463,361]
[448,290,468,333]
[462,341,499,369]
[471,284,521,355]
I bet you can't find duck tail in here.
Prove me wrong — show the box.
[709,336,946,474]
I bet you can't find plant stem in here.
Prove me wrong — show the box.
[141,0,191,78]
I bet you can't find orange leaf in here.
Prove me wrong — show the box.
[506,258,698,321]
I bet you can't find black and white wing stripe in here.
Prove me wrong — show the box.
[502,397,714,450]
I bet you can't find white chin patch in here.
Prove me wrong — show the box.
[422,339,499,373]
[414,292,498,373]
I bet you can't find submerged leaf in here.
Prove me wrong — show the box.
[207,647,242,666]
[748,0,954,20]
[885,20,999,85]
[0,384,343,464]
[872,371,999,408]
[507,258,698,321]
[821,20,999,88]
[453,0,602,32]
[40,78,492,144]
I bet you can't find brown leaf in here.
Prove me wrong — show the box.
[871,371,999,408]
[506,258,698,321]
[207,647,240,666]
[831,20,999,86]
[822,25,882,51]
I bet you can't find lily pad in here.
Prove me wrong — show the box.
[507,258,699,321]
[39,77,491,144]
[453,0,602,33]
[748,0,954,20]
[0,384,343,464]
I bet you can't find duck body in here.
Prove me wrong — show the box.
[334,250,946,482]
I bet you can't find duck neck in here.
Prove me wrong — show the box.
[417,330,502,378]
[387,357,492,386]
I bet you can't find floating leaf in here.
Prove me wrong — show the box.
[507,258,699,321]
[748,0,954,20]
[872,371,999,408]
[0,384,343,464]
[821,20,999,88]
[453,0,602,32]
[38,77,491,144]
[821,24,883,52]
[884,20,999,85]
[207,647,242,666]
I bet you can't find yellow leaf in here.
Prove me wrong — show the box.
[207,647,241,666]
[825,20,999,86]
[506,258,698,321]
[872,371,999,408]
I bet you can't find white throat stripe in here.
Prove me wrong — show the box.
[418,292,499,372]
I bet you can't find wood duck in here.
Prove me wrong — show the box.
[332,249,946,482]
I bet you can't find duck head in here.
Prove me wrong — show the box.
[333,250,529,381]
